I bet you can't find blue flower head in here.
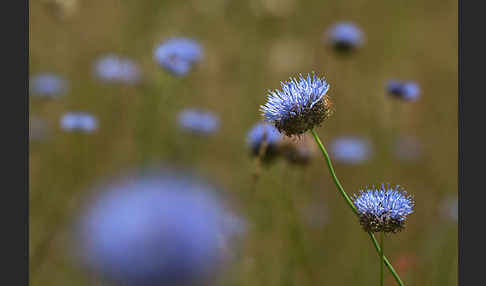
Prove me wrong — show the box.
[353,184,415,233]
[154,37,203,76]
[330,136,372,164]
[326,22,364,52]
[177,109,219,135]
[60,112,99,133]
[76,169,241,286]
[386,80,421,101]
[246,122,283,161]
[94,54,141,85]
[30,73,67,98]
[260,72,333,136]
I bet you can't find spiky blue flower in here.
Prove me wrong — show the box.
[154,37,203,76]
[94,54,141,85]
[260,73,332,136]
[76,169,242,286]
[330,136,372,164]
[177,109,219,135]
[353,185,414,233]
[30,73,67,98]
[60,112,98,133]
[386,80,421,101]
[246,122,282,157]
[326,22,364,52]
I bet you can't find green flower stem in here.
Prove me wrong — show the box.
[310,129,404,286]
[368,232,404,286]
[380,232,384,286]
[310,129,359,215]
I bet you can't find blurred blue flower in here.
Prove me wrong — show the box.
[330,136,372,164]
[353,184,415,233]
[76,170,241,286]
[260,72,332,136]
[60,112,98,133]
[246,122,282,155]
[94,54,141,84]
[326,22,364,52]
[154,38,203,76]
[30,73,67,98]
[177,109,220,135]
[386,80,421,101]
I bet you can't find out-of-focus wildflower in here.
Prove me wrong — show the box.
[60,112,98,133]
[154,38,203,76]
[75,169,243,286]
[30,73,67,98]
[353,184,415,233]
[279,133,317,165]
[386,80,421,101]
[246,122,283,162]
[329,136,372,164]
[393,135,423,161]
[260,72,332,136]
[177,109,220,136]
[325,22,364,53]
[94,55,142,85]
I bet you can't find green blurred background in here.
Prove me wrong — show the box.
[29,0,457,285]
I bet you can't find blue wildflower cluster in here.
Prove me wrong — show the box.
[154,37,203,76]
[28,3,432,283]
[60,112,99,133]
[77,170,242,286]
[326,22,364,52]
[94,54,141,85]
[30,73,67,98]
[330,136,372,164]
[386,80,421,101]
[177,108,220,135]
[353,185,415,233]
[261,73,333,136]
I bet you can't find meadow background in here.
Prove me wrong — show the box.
[29,0,458,285]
